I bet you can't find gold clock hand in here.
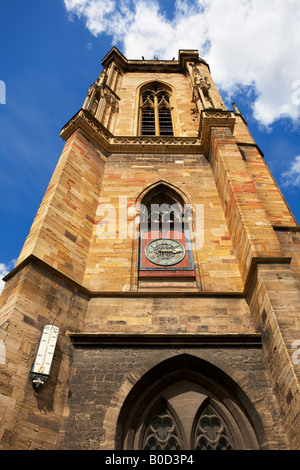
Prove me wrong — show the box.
[158,249,182,254]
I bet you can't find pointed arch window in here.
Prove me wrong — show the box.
[118,356,263,450]
[193,404,234,450]
[140,184,185,232]
[143,404,183,450]
[140,84,174,136]
[141,401,235,451]
[138,183,195,277]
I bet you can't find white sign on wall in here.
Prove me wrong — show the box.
[0,340,5,364]
[32,324,59,377]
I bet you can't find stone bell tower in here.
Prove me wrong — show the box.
[0,47,300,450]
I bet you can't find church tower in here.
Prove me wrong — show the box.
[0,47,300,450]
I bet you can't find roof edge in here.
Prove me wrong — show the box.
[101,46,210,72]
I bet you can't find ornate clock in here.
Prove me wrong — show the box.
[145,239,185,266]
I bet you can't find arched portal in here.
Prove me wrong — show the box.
[115,354,268,450]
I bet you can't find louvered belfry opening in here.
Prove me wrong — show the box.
[157,91,173,136]
[140,83,173,136]
[158,106,173,136]
[141,92,155,135]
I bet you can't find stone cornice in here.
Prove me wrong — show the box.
[199,109,236,154]
[69,332,262,348]
[60,108,238,156]
[60,109,112,152]
[101,46,210,73]
[3,253,292,299]
[60,108,203,155]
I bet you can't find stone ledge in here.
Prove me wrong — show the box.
[68,332,262,348]
[199,109,236,154]
[60,109,202,155]
[60,108,240,156]
[3,254,292,299]
[101,46,209,73]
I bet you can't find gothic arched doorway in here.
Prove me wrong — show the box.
[115,354,267,450]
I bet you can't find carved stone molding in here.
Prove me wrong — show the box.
[60,107,236,156]
[199,109,236,153]
[202,109,234,120]
[191,63,214,109]
[60,108,202,155]
[111,136,200,146]
[60,109,112,151]
[102,85,120,112]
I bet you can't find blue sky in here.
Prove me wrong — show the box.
[0,0,300,289]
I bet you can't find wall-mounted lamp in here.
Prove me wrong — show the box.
[30,324,59,388]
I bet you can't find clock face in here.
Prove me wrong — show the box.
[145,239,185,266]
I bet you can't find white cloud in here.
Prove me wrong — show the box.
[64,0,116,35]
[63,0,300,127]
[0,260,16,294]
[0,263,9,294]
[281,155,300,188]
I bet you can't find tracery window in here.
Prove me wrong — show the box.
[118,357,262,450]
[140,400,235,451]
[143,405,183,450]
[140,83,174,136]
[194,404,234,450]
[140,184,185,232]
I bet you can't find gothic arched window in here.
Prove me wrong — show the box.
[138,183,195,278]
[141,401,235,451]
[116,356,263,450]
[139,83,174,136]
[143,404,183,450]
[193,404,234,450]
[140,184,185,232]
